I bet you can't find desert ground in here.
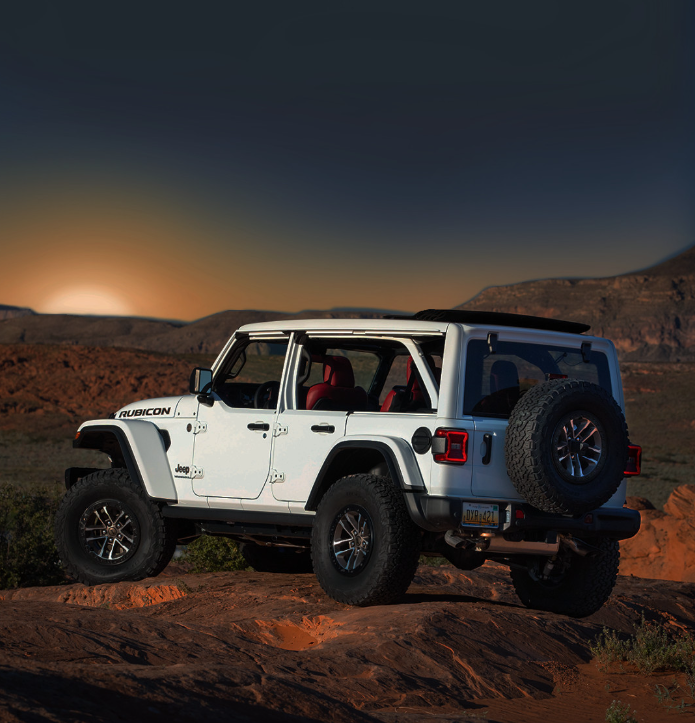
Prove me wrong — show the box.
[1,341,695,722]
[2,562,695,722]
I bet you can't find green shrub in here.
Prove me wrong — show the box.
[605,700,637,723]
[418,555,450,567]
[0,483,65,589]
[182,535,249,573]
[592,614,695,674]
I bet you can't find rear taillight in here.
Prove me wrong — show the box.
[433,428,468,464]
[624,445,642,476]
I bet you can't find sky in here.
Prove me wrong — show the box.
[0,1,693,321]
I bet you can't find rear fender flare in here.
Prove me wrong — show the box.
[73,420,177,502]
[305,436,426,511]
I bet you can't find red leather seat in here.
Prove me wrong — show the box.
[305,356,368,411]
[381,357,440,412]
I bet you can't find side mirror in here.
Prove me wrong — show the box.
[189,367,213,394]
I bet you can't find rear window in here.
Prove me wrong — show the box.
[463,339,612,418]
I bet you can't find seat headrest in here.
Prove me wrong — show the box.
[490,359,519,393]
[323,356,355,388]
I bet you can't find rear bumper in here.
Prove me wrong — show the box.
[405,493,641,541]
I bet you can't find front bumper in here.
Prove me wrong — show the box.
[405,493,641,541]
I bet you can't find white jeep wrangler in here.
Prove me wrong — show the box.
[55,310,641,617]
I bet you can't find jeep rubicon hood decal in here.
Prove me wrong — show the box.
[115,396,182,419]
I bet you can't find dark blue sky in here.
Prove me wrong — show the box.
[1,1,693,319]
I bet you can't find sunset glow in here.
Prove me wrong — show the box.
[0,5,691,321]
[42,286,135,317]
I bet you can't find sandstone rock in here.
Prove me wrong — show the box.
[1,565,694,723]
[663,484,695,521]
[620,485,695,582]
[626,496,656,511]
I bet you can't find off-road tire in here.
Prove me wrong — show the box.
[240,543,313,573]
[55,468,177,585]
[505,379,629,514]
[510,538,620,617]
[312,474,421,606]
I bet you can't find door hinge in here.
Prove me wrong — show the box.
[192,421,207,434]
[270,469,285,483]
[274,424,288,437]
[192,466,204,479]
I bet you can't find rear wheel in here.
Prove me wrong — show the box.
[54,468,176,585]
[312,474,421,606]
[509,538,620,618]
[240,543,313,573]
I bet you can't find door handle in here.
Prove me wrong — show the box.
[482,433,492,465]
[247,422,270,431]
[311,424,335,434]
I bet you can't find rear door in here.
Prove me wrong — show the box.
[464,334,614,500]
[270,342,373,503]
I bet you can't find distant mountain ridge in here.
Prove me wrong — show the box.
[458,245,695,362]
[0,304,34,321]
[0,309,384,356]
[2,247,693,360]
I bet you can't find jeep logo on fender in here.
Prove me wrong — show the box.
[118,407,171,418]
[174,464,190,475]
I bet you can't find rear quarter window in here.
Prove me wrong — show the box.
[463,339,612,418]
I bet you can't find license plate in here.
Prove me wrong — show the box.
[461,502,499,528]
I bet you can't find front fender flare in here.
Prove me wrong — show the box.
[74,419,177,502]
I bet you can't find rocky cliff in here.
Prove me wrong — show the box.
[459,245,695,361]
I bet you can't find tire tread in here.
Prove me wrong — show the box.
[312,474,420,606]
[509,538,620,617]
[54,468,175,585]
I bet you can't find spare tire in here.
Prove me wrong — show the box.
[505,379,628,515]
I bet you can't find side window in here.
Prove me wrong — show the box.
[297,345,380,412]
[295,338,443,413]
[464,339,611,418]
[214,340,289,409]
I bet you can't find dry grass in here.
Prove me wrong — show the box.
[622,362,695,507]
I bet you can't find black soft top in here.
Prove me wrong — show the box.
[384,309,590,335]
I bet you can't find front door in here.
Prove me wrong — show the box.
[192,338,289,499]
[271,344,381,503]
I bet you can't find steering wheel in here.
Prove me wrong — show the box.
[254,381,281,409]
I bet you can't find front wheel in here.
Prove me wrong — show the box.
[311,474,421,606]
[54,468,177,585]
[509,538,620,618]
